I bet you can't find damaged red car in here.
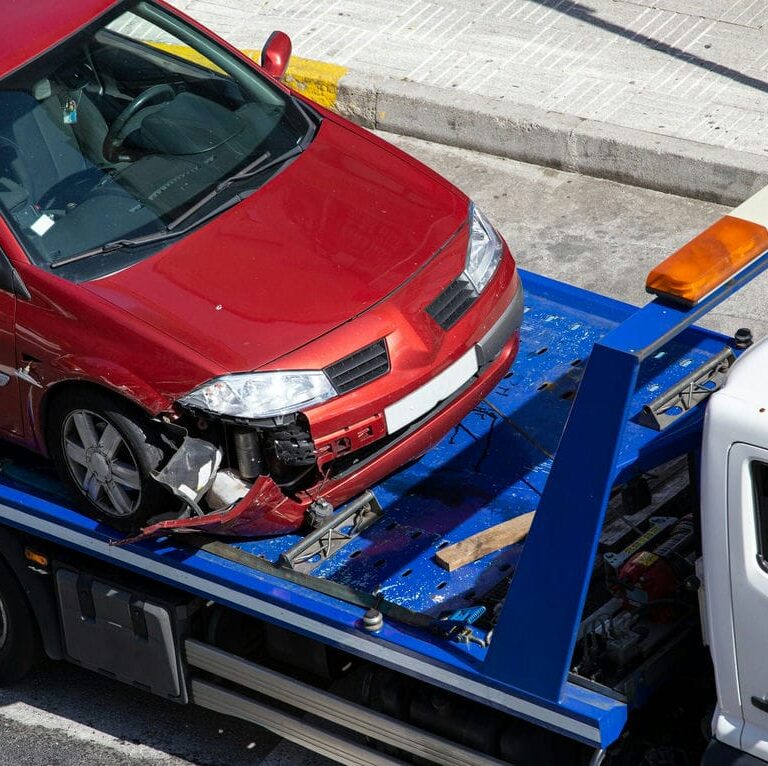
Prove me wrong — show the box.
[0,0,523,537]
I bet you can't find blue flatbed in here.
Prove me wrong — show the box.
[0,266,747,752]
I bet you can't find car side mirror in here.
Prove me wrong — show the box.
[261,31,292,81]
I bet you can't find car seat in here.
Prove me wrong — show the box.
[0,81,107,211]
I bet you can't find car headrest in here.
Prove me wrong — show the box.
[33,79,52,101]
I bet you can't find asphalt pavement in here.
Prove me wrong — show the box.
[2,128,755,765]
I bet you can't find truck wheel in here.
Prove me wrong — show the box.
[47,389,174,532]
[0,558,40,684]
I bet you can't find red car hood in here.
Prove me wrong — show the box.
[85,120,468,373]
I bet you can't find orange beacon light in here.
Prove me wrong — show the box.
[646,189,768,307]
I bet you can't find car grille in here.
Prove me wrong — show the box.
[325,340,390,394]
[427,277,478,330]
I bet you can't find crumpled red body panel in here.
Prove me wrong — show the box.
[118,476,306,544]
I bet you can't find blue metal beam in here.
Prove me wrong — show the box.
[608,250,768,360]
[484,253,768,700]
[483,341,640,700]
[0,478,628,747]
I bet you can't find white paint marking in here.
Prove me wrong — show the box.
[0,700,178,761]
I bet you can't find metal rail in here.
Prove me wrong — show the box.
[279,490,381,571]
[191,680,405,766]
[637,346,734,430]
[186,639,509,766]
[486,252,768,701]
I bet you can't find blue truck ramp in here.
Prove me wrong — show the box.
[0,259,759,764]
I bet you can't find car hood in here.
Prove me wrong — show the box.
[85,119,468,374]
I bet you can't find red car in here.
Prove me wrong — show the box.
[0,0,522,537]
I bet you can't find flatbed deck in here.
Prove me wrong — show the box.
[0,268,738,749]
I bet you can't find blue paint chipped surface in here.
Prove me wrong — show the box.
[0,271,731,622]
[227,272,731,617]
[0,269,737,749]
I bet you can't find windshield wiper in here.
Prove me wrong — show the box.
[49,226,186,269]
[166,149,272,232]
[167,144,306,232]
[50,145,303,271]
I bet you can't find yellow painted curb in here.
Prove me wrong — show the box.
[148,43,347,110]
[283,56,348,110]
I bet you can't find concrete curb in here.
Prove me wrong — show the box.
[329,69,768,207]
[158,41,768,205]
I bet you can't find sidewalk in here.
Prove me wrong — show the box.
[171,0,768,204]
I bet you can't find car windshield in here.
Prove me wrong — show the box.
[0,1,313,274]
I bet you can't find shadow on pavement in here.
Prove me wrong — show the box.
[0,660,310,766]
[531,0,768,95]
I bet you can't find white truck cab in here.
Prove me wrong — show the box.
[704,336,768,761]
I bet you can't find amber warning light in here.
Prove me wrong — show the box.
[646,189,768,307]
[24,547,49,567]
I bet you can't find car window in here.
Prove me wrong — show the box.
[752,461,768,569]
[0,1,313,277]
[108,14,231,74]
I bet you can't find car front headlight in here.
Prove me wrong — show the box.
[179,371,337,419]
[464,203,503,293]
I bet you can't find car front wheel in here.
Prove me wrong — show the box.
[47,389,173,532]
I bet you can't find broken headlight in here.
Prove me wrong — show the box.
[178,371,337,419]
[464,203,503,293]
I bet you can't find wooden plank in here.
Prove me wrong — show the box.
[434,511,536,572]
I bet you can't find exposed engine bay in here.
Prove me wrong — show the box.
[143,410,326,538]
[133,382,451,541]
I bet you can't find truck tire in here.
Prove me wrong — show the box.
[0,558,40,684]
[47,388,175,533]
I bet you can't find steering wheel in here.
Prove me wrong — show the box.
[103,84,175,162]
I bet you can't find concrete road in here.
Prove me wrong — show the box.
[0,131,755,765]
[393,131,766,339]
[0,660,330,766]
[176,0,768,159]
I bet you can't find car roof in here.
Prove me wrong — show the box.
[1,0,122,79]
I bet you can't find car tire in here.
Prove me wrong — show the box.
[0,557,40,684]
[47,388,174,532]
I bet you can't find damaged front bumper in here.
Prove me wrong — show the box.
[127,282,524,543]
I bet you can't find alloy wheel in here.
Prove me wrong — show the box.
[61,409,142,518]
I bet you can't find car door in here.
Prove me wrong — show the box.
[0,224,23,441]
[0,255,21,437]
[0,250,21,436]
[728,442,768,758]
